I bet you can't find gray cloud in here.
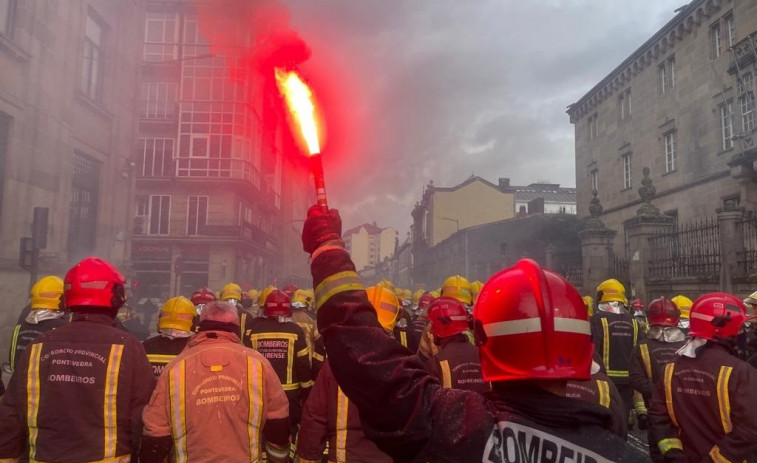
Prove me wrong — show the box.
[286,0,685,233]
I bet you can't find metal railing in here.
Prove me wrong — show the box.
[737,212,757,276]
[648,218,720,280]
[175,157,260,187]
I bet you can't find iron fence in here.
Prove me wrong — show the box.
[648,218,720,280]
[738,212,757,276]
[613,256,630,289]
[555,250,583,288]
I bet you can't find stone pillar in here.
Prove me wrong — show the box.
[624,216,675,302]
[717,205,745,294]
[544,244,557,271]
[579,227,616,296]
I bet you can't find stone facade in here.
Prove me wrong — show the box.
[343,222,398,273]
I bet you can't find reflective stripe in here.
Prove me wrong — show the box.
[601,318,610,371]
[606,370,629,378]
[664,363,679,428]
[147,354,176,364]
[297,346,310,357]
[709,445,734,463]
[632,319,639,346]
[336,387,349,463]
[104,344,124,459]
[716,366,733,433]
[315,271,363,310]
[596,379,610,408]
[169,361,188,463]
[553,318,590,335]
[658,438,683,455]
[640,344,652,379]
[250,333,296,385]
[265,441,289,462]
[400,331,407,348]
[300,380,314,389]
[440,360,452,388]
[31,456,130,463]
[247,356,263,462]
[9,325,20,371]
[26,343,43,460]
[240,313,247,341]
[483,318,541,337]
[312,351,325,362]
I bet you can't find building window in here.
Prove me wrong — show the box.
[140,82,177,119]
[739,73,754,134]
[187,196,208,236]
[711,21,722,58]
[726,14,735,47]
[137,138,174,177]
[660,56,675,94]
[590,169,598,192]
[68,152,100,259]
[619,89,631,121]
[0,0,14,36]
[144,12,178,62]
[588,113,599,140]
[146,195,170,235]
[721,101,733,151]
[81,12,105,101]
[664,132,677,173]
[622,153,632,189]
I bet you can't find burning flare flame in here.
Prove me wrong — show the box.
[275,68,320,155]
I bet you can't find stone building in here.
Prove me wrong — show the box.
[499,178,577,215]
[343,222,397,273]
[0,0,144,356]
[132,1,313,298]
[568,0,756,256]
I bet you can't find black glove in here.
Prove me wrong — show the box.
[302,205,342,254]
[637,413,648,430]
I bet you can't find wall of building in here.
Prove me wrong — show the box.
[378,227,397,262]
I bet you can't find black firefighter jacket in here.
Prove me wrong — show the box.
[310,247,650,463]
[0,312,155,463]
[590,311,641,385]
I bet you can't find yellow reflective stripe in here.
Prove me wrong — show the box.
[601,318,610,370]
[596,379,610,408]
[717,366,733,433]
[297,346,310,357]
[281,383,301,391]
[250,333,296,385]
[658,438,683,454]
[240,313,247,341]
[312,351,325,362]
[300,380,314,389]
[169,361,188,463]
[30,456,130,463]
[147,354,176,364]
[315,271,363,310]
[9,325,20,371]
[103,344,124,459]
[0,458,19,463]
[440,360,452,388]
[709,445,734,463]
[664,363,679,428]
[640,344,652,379]
[247,356,263,462]
[265,441,289,461]
[400,331,407,348]
[633,319,639,346]
[26,343,43,461]
[336,387,349,463]
[606,370,629,378]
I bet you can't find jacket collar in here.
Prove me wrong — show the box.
[188,329,241,347]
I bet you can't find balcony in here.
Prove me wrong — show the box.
[729,32,756,74]
[133,219,275,246]
[136,153,261,188]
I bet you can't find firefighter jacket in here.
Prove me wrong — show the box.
[0,312,155,463]
[291,309,321,368]
[238,308,258,340]
[310,248,649,463]
[394,310,419,352]
[9,316,68,372]
[142,334,191,379]
[417,323,439,361]
[425,334,488,394]
[648,342,757,463]
[565,371,627,438]
[629,330,686,407]
[590,311,640,385]
[141,330,291,463]
[410,316,429,349]
[296,360,392,463]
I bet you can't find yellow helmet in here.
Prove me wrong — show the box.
[470,281,484,301]
[304,289,315,308]
[596,279,627,304]
[366,285,400,331]
[259,285,277,306]
[582,295,595,317]
[246,289,260,303]
[376,280,394,291]
[220,283,242,302]
[394,287,404,299]
[158,296,196,332]
[671,295,693,319]
[292,289,310,309]
[30,276,64,310]
[430,290,441,298]
[441,275,473,306]
[413,289,425,305]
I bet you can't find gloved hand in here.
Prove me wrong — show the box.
[637,413,648,430]
[302,205,342,254]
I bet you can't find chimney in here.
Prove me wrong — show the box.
[499,178,511,189]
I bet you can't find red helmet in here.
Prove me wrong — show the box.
[630,299,645,311]
[689,293,747,340]
[418,292,436,309]
[264,290,292,317]
[282,283,298,298]
[64,257,126,310]
[473,259,593,382]
[191,287,216,305]
[427,297,470,338]
[646,298,679,327]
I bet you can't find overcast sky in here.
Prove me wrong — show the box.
[284,0,687,236]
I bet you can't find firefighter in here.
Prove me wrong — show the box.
[649,293,757,462]
[425,296,487,393]
[190,287,215,333]
[291,289,325,378]
[140,301,291,463]
[296,286,399,463]
[670,294,692,335]
[565,354,627,438]
[418,275,473,361]
[220,282,243,307]
[0,257,155,462]
[142,296,196,379]
[591,278,640,422]
[8,275,67,373]
[470,280,483,303]
[244,290,313,432]
[410,292,435,350]
[583,295,595,317]
[301,206,648,462]
[630,299,648,328]
[393,299,419,352]
[283,283,299,298]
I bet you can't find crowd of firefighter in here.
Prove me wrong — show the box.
[0,205,756,462]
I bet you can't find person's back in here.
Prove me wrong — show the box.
[0,257,155,462]
[301,206,650,463]
[141,301,291,463]
[142,295,197,379]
